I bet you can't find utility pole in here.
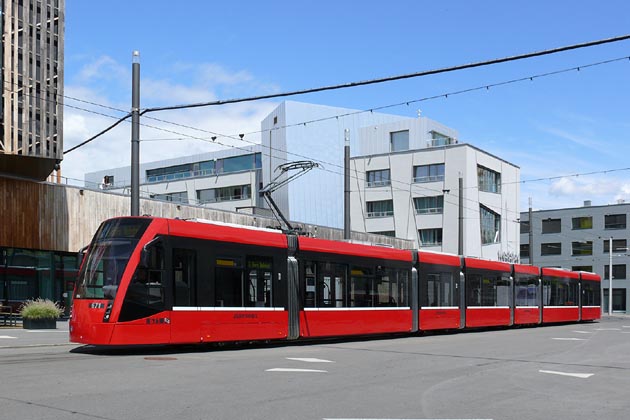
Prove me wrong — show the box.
[609,236,613,316]
[458,176,463,255]
[344,129,351,240]
[131,51,141,216]
[528,197,534,265]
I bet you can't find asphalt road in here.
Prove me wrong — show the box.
[1,317,629,420]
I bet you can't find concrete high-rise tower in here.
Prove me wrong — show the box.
[0,0,64,180]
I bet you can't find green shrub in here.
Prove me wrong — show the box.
[20,299,63,320]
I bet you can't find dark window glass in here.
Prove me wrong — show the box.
[413,164,445,183]
[480,205,500,244]
[520,244,530,258]
[414,196,444,214]
[173,249,196,307]
[315,261,347,308]
[214,257,244,307]
[366,169,391,187]
[571,241,592,256]
[477,165,501,193]
[543,275,578,306]
[419,228,442,246]
[541,243,561,256]
[520,220,530,234]
[390,130,409,152]
[604,239,627,253]
[605,264,626,280]
[246,257,273,307]
[605,214,626,229]
[366,200,393,218]
[420,263,459,307]
[542,218,561,234]
[119,240,165,321]
[466,269,511,307]
[582,280,601,306]
[572,266,593,272]
[350,266,374,307]
[220,154,255,174]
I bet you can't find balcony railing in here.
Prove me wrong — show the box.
[413,175,444,183]
[366,210,394,218]
[416,207,443,215]
[366,180,391,188]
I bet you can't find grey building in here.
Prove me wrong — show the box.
[0,0,64,180]
[520,201,630,313]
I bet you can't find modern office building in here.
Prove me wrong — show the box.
[85,101,521,260]
[520,201,630,313]
[0,0,65,180]
[85,145,267,214]
[350,118,520,260]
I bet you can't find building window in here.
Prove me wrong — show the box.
[520,220,530,234]
[520,244,530,258]
[428,131,455,147]
[542,218,561,234]
[572,216,593,230]
[541,242,561,256]
[366,169,391,187]
[152,192,188,204]
[390,130,409,152]
[605,264,627,280]
[197,184,251,204]
[480,205,500,244]
[604,239,628,253]
[477,165,501,194]
[413,163,445,183]
[572,265,593,273]
[413,196,444,214]
[370,231,396,237]
[366,200,394,218]
[571,241,592,256]
[419,228,442,246]
[605,214,626,229]
[217,153,261,174]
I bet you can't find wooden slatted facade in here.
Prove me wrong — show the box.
[0,176,414,253]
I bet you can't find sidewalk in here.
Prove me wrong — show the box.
[0,320,73,348]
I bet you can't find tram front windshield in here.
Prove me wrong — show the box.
[75,218,151,300]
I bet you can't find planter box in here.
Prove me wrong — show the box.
[23,318,57,329]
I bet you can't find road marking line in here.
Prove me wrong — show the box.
[0,335,18,339]
[622,326,630,328]
[323,418,493,420]
[552,337,587,341]
[595,328,621,331]
[286,357,334,363]
[539,369,594,379]
[266,368,327,373]
[572,330,592,334]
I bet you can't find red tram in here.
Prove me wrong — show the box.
[69,217,601,346]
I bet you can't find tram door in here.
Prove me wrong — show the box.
[171,248,197,342]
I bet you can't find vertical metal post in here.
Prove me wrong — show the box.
[609,236,613,316]
[458,176,463,255]
[344,129,351,240]
[528,197,534,265]
[131,51,141,216]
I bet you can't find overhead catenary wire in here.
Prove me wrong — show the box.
[140,35,630,114]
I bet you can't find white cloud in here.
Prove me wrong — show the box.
[61,56,278,185]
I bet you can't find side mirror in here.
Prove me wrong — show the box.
[140,237,162,268]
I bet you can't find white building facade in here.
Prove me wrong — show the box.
[350,123,520,260]
[85,101,521,261]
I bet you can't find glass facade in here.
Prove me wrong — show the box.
[146,153,261,183]
[477,165,501,193]
[480,205,500,244]
[390,130,409,152]
[1,247,80,316]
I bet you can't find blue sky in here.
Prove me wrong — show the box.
[62,0,630,211]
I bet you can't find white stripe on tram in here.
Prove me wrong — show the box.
[304,307,411,312]
[172,306,285,312]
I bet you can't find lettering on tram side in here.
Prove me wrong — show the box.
[146,317,171,325]
[89,303,105,309]
[233,313,258,319]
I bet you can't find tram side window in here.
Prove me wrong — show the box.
[317,262,347,308]
[304,261,317,308]
[374,267,408,307]
[173,249,196,307]
[582,280,601,306]
[543,276,579,306]
[515,274,539,306]
[420,264,460,307]
[350,266,374,307]
[246,258,273,307]
[215,257,244,307]
[119,243,165,322]
[467,271,511,307]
